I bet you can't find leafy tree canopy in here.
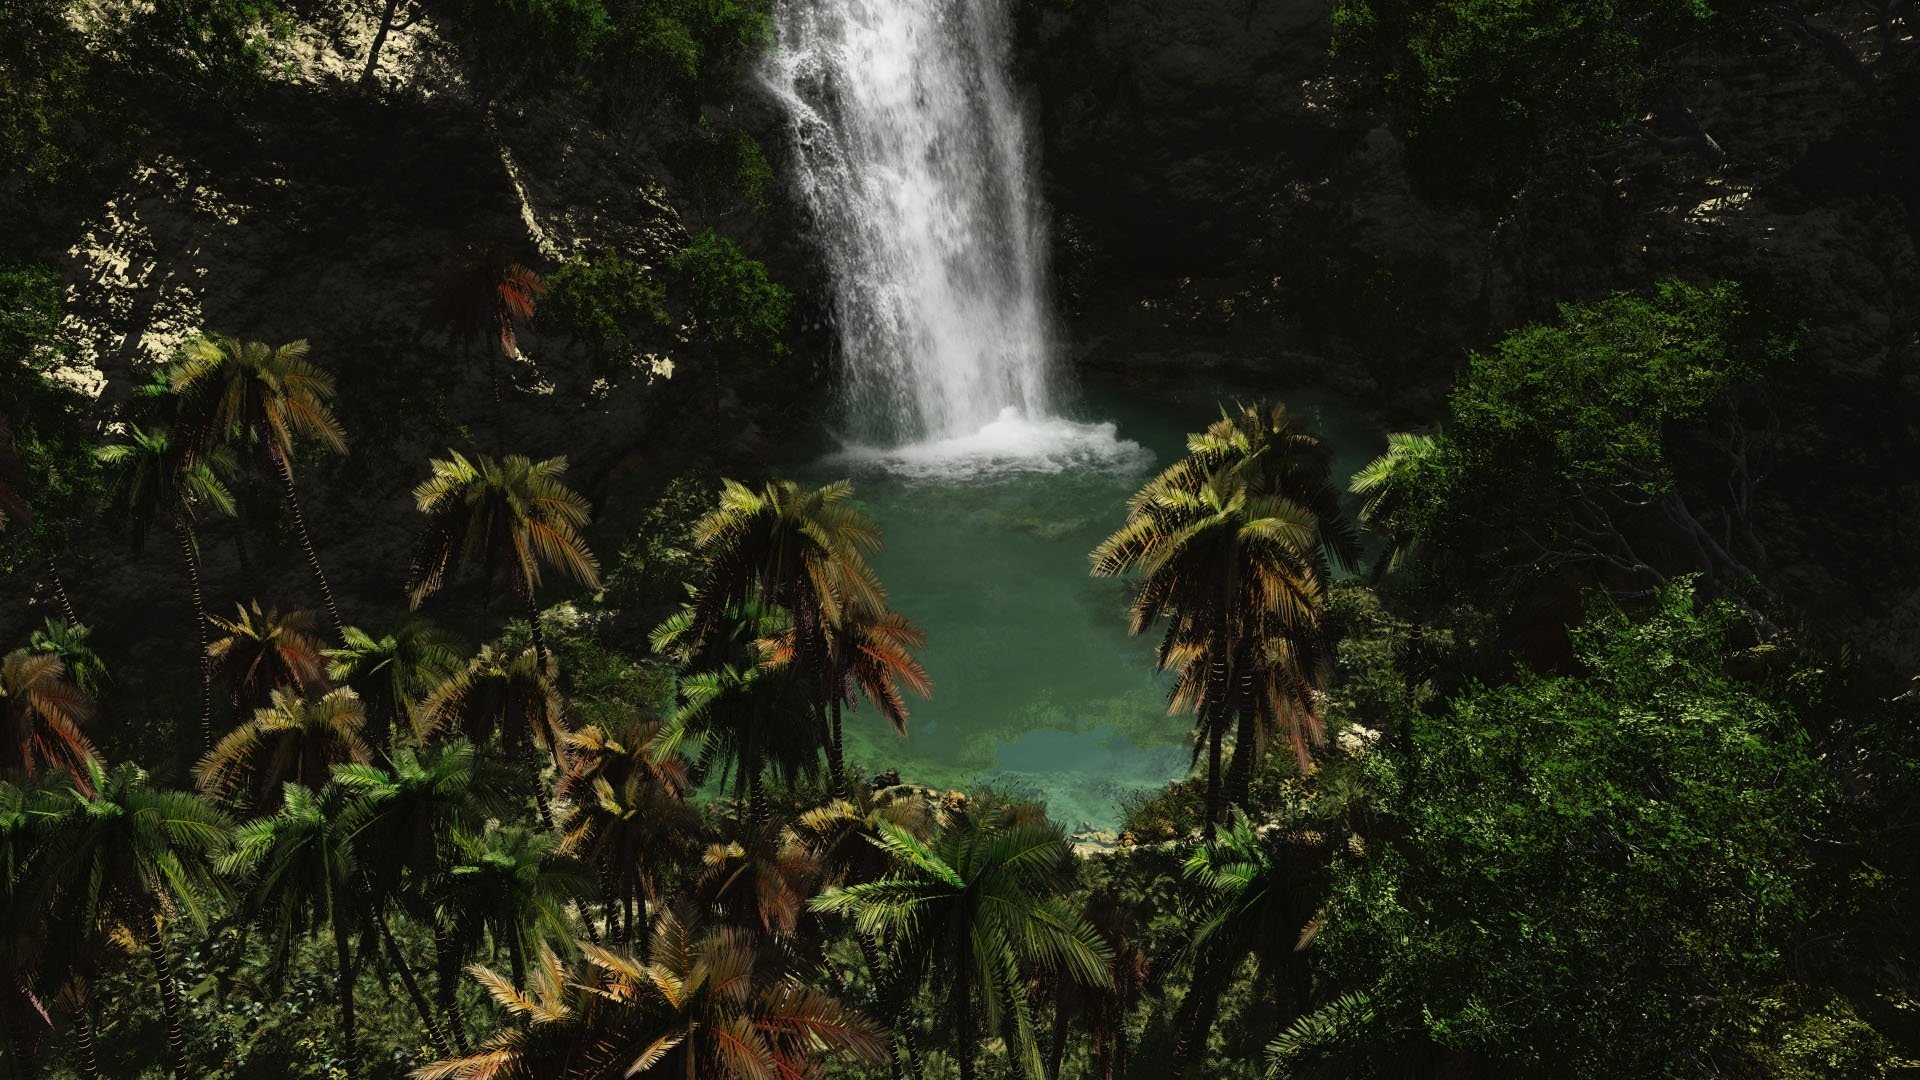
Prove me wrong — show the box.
[674,228,792,356]
[1312,585,1884,1074]
[1330,0,1770,203]
[1357,280,1794,594]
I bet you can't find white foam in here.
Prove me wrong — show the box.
[825,407,1154,481]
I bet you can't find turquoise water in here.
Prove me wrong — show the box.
[797,378,1382,830]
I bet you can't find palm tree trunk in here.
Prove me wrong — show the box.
[176,520,214,749]
[523,589,552,678]
[573,897,601,944]
[145,916,190,1080]
[273,451,345,639]
[508,933,528,992]
[829,696,848,796]
[1045,984,1070,1080]
[432,922,470,1054]
[332,908,359,1079]
[74,999,103,1080]
[1226,704,1257,810]
[955,973,977,1080]
[46,560,77,624]
[375,911,452,1058]
[1203,723,1225,842]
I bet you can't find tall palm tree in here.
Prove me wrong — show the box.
[169,335,349,636]
[689,479,886,767]
[412,915,886,1080]
[813,813,1113,1080]
[27,759,232,1080]
[194,688,370,810]
[824,602,930,794]
[405,452,600,678]
[208,601,332,722]
[95,425,236,746]
[421,644,563,826]
[1094,403,1356,836]
[220,782,367,1077]
[0,650,99,786]
[428,246,544,451]
[653,598,819,828]
[556,716,696,946]
[796,784,943,1079]
[326,617,462,753]
[437,827,588,991]
[693,825,821,941]
[1169,813,1322,1077]
[334,742,521,1053]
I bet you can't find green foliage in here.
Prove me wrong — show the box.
[89,0,289,101]
[599,0,773,104]
[0,0,113,219]
[435,0,611,89]
[670,124,775,210]
[1356,280,1792,588]
[0,263,98,567]
[1330,0,1768,203]
[599,470,715,615]
[542,249,670,353]
[1315,585,1873,1074]
[673,229,791,356]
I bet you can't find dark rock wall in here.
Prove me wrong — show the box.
[1022,0,1920,667]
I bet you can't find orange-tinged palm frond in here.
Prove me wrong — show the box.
[208,601,331,714]
[1,649,101,783]
[194,687,369,809]
[408,452,600,609]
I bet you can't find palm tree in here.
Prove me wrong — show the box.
[169,335,349,636]
[689,479,888,776]
[1165,815,1325,1077]
[221,782,367,1077]
[420,644,563,826]
[813,813,1113,1080]
[693,826,821,940]
[428,246,545,450]
[195,688,370,810]
[1350,431,1442,576]
[25,618,107,698]
[412,915,886,1080]
[653,598,819,828]
[208,601,332,722]
[334,742,521,1053]
[0,650,99,786]
[556,716,696,946]
[95,425,236,745]
[437,827,588,991]
[826,603,930,793]
[1094,404,1352,836]
[405,452,600,678]
[326,617,462,752]
[27,759,232,1080]
[796,784,943,1079]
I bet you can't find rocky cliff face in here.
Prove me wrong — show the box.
[10,11,821,713]
[1023,0,1920,668]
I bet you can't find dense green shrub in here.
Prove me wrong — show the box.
[1358,280,1794,592]
[543,249,670,354]
[672,228,790,356]
[1312,586,1878,1074]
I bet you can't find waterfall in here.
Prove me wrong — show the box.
[766,0,1144,475]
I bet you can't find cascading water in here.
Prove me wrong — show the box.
[765,0,1143,475]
